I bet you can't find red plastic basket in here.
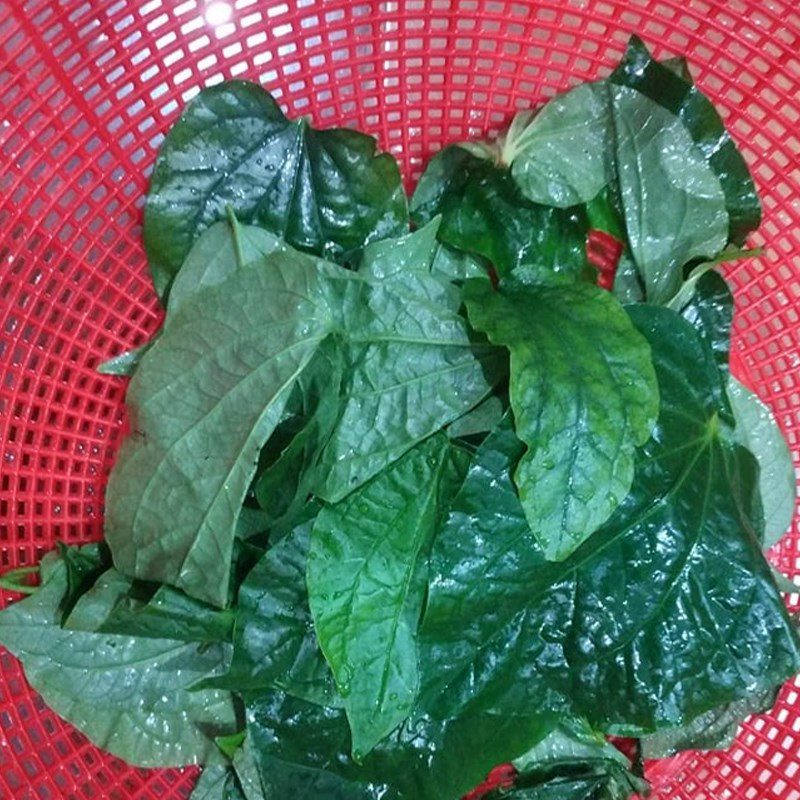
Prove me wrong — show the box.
[1,1,799,798]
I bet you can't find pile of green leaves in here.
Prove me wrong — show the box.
[1,37,797,800]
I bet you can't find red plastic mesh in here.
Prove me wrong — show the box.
[0,0,799,797]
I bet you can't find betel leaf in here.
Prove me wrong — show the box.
[447,394,506,441]
[169,217,288,314]
[640,686,778,759]
[253,341,344,535]
[410,145,591,281]
[464,278,658,560]
[503,81,729,303]
[314,222,502,501]
[420,307,800,734]
[56,541,111,622]
[0,548,237,768]
[100,217,288,380]
[728,377,796,549]
[508,719,648,800]
[231,737,266,800]
[87,581,235,643]
[203,519,340,707]
[244,691,393,799]
[308,435,468,758]
[506,83,612,208]
[190,765,247,800]
[612,85,730,304]
[144,80,407,298]
[610,35,761,244]
[105,249,338,607]
[244,688,554,800]
[679,269,733,384]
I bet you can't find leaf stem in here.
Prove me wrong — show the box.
[0,566,40,595]
[226,204,246,268]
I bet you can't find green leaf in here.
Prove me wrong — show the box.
[169,218,288,315]
[508,719,648,800]
[231,737,266,800]
[507,83,612,207]
[191,765,247,800]
[144,81,407,298]
[502,80,730,302]
[314,225,502,501]
[215,731,246,761]
[728,377,796,549]
[420,307,800,735]
[105,250,337,607]
[244,688,554,800]
[0,548,237,767]
[612,85,729,303]
[679,269,734,383]
[244,692,392,799]
[610,35,761,245]
[253,341,344,534]
[85,582,235,644]
[640,686,778,759]
[308,436,468,757]
[56,541,111,622]
[203,519,340,707]
[410,145,591,280]
[447,395,506,440]
[97,344,151,377]
[464,279,658,560]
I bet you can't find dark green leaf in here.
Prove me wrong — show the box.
[610,35,761,244]
[190,765,247,800]
[244,689,551,800]
[464,279,658,559]
[245,692,392,799]
[144,81,407,297]
[56,541,111,623]
[0,548,237,767]
[447,395,506,440]
[507,719,648,800]
[410,145,591,280]
[203,519,340,707]
[420,307,800,734]
[253,341,344,534]
[308,436,468,757]
[105,249,338,607]
[680,269,733,383]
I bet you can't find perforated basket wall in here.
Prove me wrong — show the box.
[1,0,799,798]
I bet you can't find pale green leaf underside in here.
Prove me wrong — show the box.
[105,252,336,607]
[509,83,612,207]
[728,377,796,549]
[169,218,288,314]
[0,552,236,768]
